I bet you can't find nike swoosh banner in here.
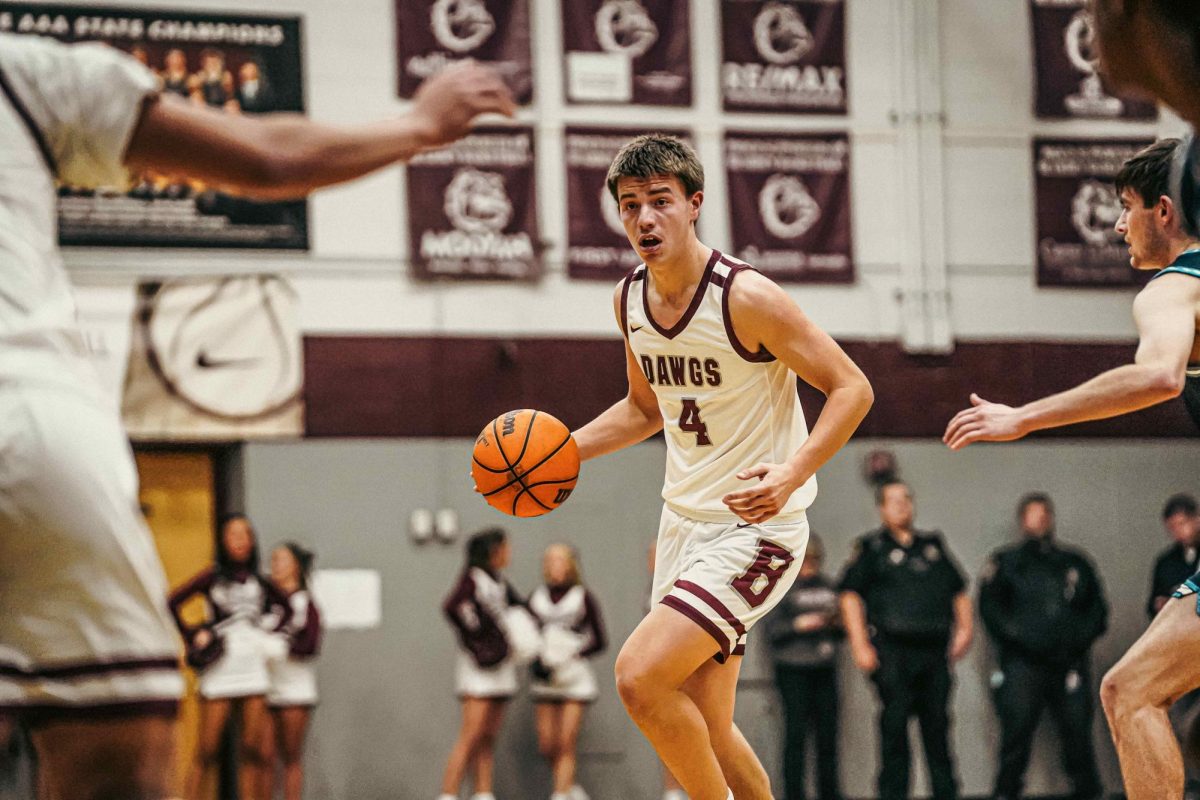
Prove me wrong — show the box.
[121,277,304,440]
[564,126,692,282]
[724,130,853,284]
[395,0,533,105]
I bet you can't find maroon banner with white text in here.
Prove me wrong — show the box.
[1034,138,1154,287]
[395,0,533,104]
[724,131,853,283]
[407,127,540,281]
[1030,0,1156,120]
[565,127,692,281]
[561,0,691,106]
[720,0,846,114]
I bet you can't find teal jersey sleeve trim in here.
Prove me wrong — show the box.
[1152,250,1200,281]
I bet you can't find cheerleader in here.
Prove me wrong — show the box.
[437,528,523,800]
[529,544,607,800]
[169,514,290,800]
[261,542,322,800]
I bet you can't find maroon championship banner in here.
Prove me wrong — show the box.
[720,0,846,115]
[1034,138,1154,287]
[724,132,853,283]
[1030,0,1156,120]
[561,0,691,106]
[0,3,306,249]
[406,127,539,281]
[565,127,692,281]
[396,0,532,105]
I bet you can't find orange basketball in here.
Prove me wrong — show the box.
[472,409,580,518]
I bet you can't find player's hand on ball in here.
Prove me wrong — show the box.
[943,393,1028,451]
[722,461,803,524]
[410,62,515,148]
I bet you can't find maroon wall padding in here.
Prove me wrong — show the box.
[304,337,1195,438]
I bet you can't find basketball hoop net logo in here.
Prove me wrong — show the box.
[444,168,514,233]
[431,0,496,54]
[1070,179,1122,246]
[759,173,820,240]
[753,3,814,65]
[595,0,658,58]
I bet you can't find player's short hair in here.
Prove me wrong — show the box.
[1115,138,1181,208]
[467,527,508,570]
[1163,493,1199,519]
[606,134,704,201]
[1017,492,1054,518]
[874,479,911,506]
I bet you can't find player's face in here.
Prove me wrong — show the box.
[1165,511,1198,545]
[165,50,186,72]
[271,547,298,586]
[878,485,914,530]
[222,519,254,564]
[1020,502,1054,539]
[542,545,573,585]
[615,175,702,264]
[1116,187,1173,270]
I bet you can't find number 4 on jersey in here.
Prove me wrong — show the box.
[679,398,712,446]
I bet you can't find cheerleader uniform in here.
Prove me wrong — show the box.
[528,584,607,703]
[169,568,291,700]
[266,589,322,708]
[443,567,522,699]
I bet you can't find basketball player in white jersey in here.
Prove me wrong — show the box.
[0,32,512,800]
[572,135,874,800]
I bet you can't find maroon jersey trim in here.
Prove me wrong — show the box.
[620,267,642,338]
[720,259,776,363]
[641,249,720,340]
[661,595,730,660]
[675,579,747,638]
[0,656,180,681]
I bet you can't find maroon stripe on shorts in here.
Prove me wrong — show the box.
[731,642,746,657]
[3,698,179,729]
[660,596,730,661]
[674,580,747,639]
[0,656,179,681]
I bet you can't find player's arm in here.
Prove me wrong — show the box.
[572,284,664,462]
[720,271,874,523]
[125,62,514,201]
[944,274,1198,449]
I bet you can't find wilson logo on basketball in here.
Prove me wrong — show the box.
[502,413,517,436]
[553,488,574,504]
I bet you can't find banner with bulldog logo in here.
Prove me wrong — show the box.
[1034,138,1154,287]
[724,131,853,283]
[396,0,533,104]
[1,3,307,249]
[406,126,539,280]
[561,0,691,106]
[565,127,692,281]
[720,0,846,114]
[1030,0,1156,120]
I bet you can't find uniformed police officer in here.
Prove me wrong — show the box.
[979,493,1107,800]
[840,480,973,800]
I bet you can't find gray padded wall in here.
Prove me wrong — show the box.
[242,438,1200,799]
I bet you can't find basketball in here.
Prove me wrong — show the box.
[472,409,580,518]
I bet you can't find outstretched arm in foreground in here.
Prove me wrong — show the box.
[125,62,515,200]
[944,273,1199,450]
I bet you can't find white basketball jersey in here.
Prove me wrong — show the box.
[622,250,816,522]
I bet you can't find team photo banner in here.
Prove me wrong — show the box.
[1034,138,1154,287]
[561,0,691,106]
[406,126,540,281]
[724,131,853,284]
[0,2,308,249]
[396,0,533,105]
[1030,0,1156,120]
[720,0,846,115]
[564,127,692,282]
